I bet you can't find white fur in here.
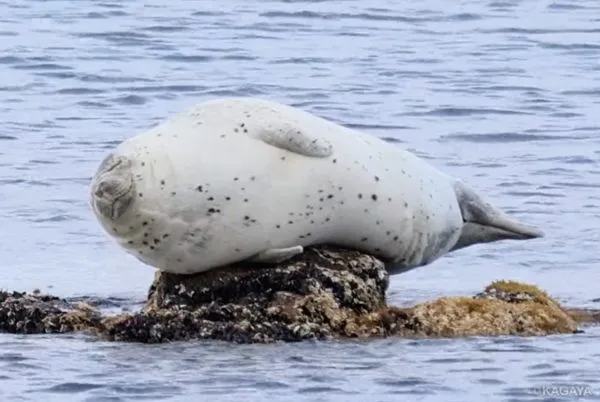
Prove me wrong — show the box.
[90,97,466,274]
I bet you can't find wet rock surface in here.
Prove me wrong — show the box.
[0,290,102,334]
[0,246,598,343]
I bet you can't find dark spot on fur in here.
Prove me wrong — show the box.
[138,193,143,197]
[154,238,160,244]
[250,176,255,181]
[332,159,337,163]
[288,221,293,224]
[375,176,380,182]
[281,156,286,161]
[234,128,239,133]
[161,180,165,186]
[150,245,155,250]
[244,216,250,220]
[386,231,391,236]
[142,221,148,226]
[141,162,145,167]
[171,192,176,196]
[325,217,330,222]
[220,134,226,138]
[162,234,169,239]
[243,129,248,133]
[207,196,214,201]
[225,196,231,201]
[142,240,148,246]
[371,194,378,201]
[375,248,381,252]
[208,208,218,214]
[127,240,134,245]
[197,185,203,192]
[244,198,249,202]
[394,236,399,241]
[319,197,324,202]
[235,248,241,252]
[404,202,408,207]
[276,224,281,229]
[144,233,148,237]
[358,193,363,199]
[361,237,368,242]
[234,177,239,181]
[327,194,333,199]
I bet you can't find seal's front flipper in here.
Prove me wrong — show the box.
[254,120,333,158]
[249,245,304,264]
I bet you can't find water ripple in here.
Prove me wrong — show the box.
[0,0,599,401]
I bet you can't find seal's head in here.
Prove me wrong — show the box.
[89,153,136,222]
[450,180,544,252]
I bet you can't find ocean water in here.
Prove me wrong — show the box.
[1,0,599,401]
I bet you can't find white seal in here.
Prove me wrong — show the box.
[89,97,543,275]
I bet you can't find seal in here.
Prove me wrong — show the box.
[89,97,544,275]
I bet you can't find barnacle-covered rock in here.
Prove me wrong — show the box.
[101,246,389,343]
[0,290,101,334]
[0,246,598,343]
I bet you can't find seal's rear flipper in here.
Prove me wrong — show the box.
[249,245,304,264]
[450,180,544,252]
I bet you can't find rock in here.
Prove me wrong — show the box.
[0,290,102,334]
[404,280,578,337]
[101,246,389,343]
[0,246,598,343]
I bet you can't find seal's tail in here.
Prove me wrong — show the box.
[450,180,544,252]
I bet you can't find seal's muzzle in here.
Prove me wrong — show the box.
[90,154,135,221]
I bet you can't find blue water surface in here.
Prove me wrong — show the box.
[1,1,599,401]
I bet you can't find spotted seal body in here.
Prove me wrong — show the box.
[90,97,543,275]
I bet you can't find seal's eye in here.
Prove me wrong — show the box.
[97,153,115,173]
